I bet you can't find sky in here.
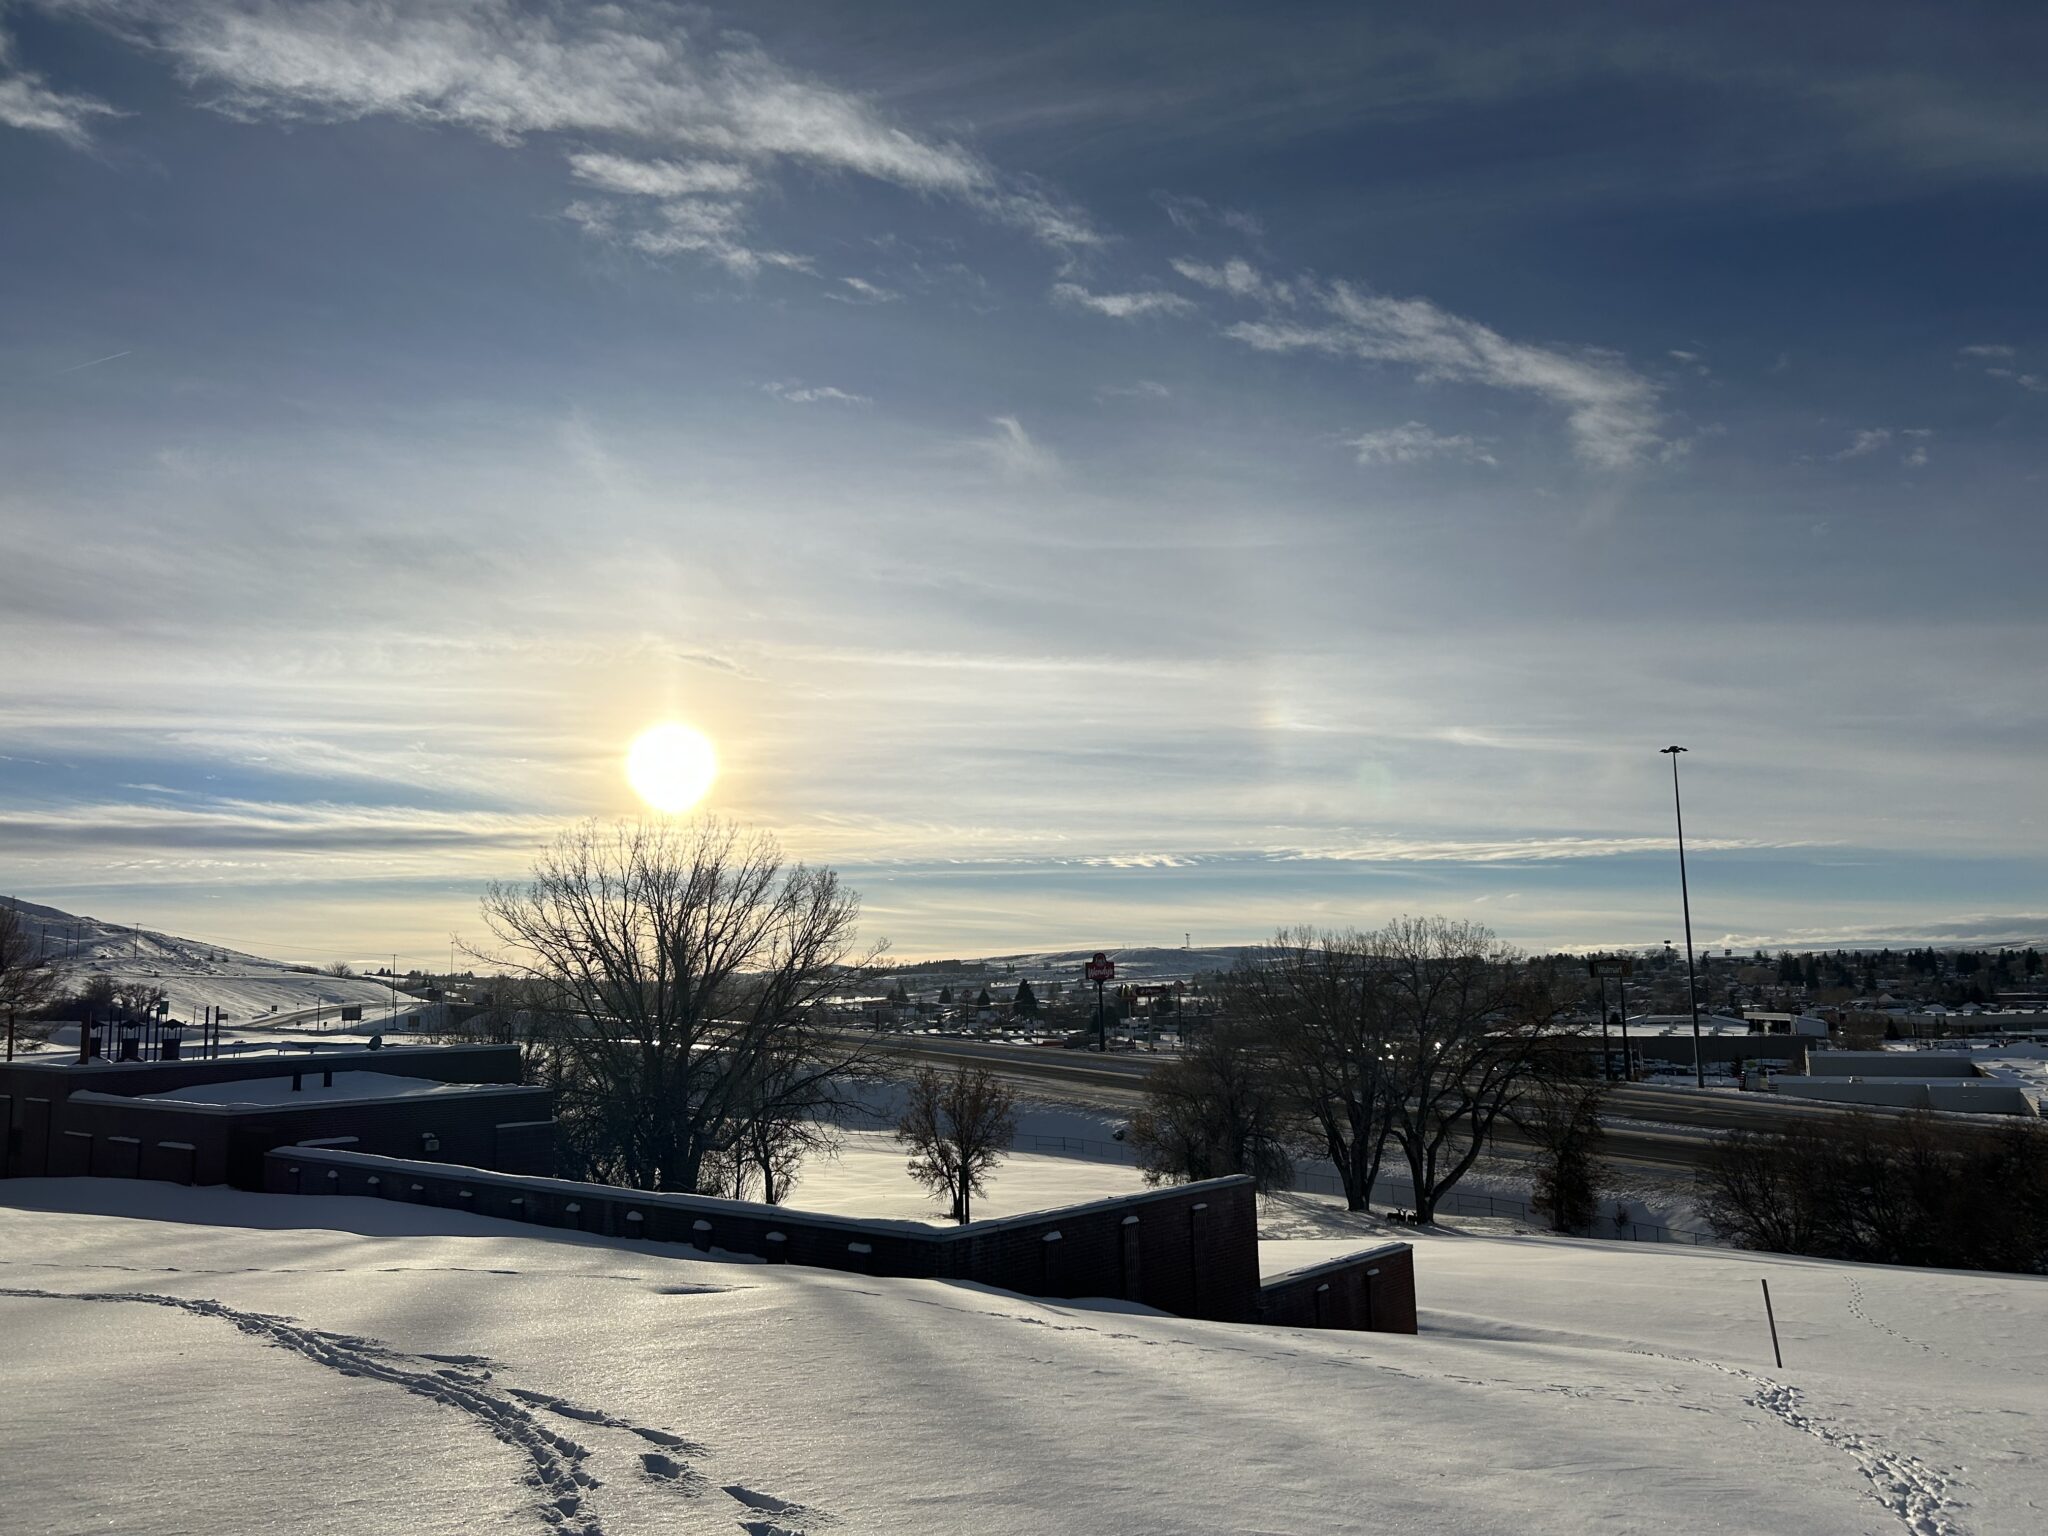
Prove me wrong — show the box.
[2,0,2045,966]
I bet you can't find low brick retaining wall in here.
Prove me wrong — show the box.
[1256,1245,1419,1333]
[267,1147,1384,1328]
[264,1147,1417,1333]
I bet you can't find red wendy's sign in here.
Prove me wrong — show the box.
[1084,952,1116,983]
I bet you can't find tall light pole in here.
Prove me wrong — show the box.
[1661,745,1704,1087]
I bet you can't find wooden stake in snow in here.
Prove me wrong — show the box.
[1760,1278,1783,1369]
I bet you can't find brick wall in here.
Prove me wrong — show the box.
[1256,1244,1418,1334]
[267,1148,1279,1325]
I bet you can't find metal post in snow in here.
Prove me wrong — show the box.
[1761,1277,1784,1369]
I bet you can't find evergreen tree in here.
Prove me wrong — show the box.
[1013,978,1039,1016]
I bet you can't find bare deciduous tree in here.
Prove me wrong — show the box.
[896,1064,1018,1223]
[2,903,63,1060]
[1227,928,1397,1211]
[114,979,166,1018]
[1128,1016,1296,1191]
[479,818,881,1193]
[1373,916,1564,1223]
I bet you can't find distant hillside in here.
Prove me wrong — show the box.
[880,945,1253,987]
[4,897,418,1024]
[6,897,274,972]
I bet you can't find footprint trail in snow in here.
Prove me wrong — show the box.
[0,1286,838,1535]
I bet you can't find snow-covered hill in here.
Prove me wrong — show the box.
[5,897,420,1026]
[2,1176,2040,1535]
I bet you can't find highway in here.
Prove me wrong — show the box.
[869,1034,1726,1177]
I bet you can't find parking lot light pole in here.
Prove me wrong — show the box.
[1661,746,1704,1088]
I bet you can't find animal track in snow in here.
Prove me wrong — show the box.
[1844,1278,1937,1356]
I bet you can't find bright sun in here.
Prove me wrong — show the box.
[626,722,719,814]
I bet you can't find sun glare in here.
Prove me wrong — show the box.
[626,722,719,815]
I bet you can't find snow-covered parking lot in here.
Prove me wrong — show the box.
[2,1175,2043,1535]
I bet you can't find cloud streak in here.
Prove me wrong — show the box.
[0,25,119,145]
[762,380,870,405]
[1051,282,1193,320]
[1348,421,1497,467]
[973,416,1060,480]
[52,0,1101,269]
[1212,267,1663,468]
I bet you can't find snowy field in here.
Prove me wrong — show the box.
[4,1171,2044,1535]
[785,1123,1148,1224]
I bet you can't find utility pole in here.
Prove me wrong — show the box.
[1595,967,1611,1081]
[1662,746,1705,1088]
[1617,962,1633,1084]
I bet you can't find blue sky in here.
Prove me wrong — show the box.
[2,0,2044,964]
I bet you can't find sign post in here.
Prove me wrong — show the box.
[1084,952,1116,1053]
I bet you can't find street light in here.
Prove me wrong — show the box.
[1660,745,1704,1088]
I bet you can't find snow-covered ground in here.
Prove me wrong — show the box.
[4,1171,2043,1535]
[784,1126,1150,1224]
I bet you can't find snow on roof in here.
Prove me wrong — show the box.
[1623,1014,1759,1037]
[81,1071,494,1109]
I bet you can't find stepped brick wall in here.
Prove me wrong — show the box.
[263,1147,1415,1335]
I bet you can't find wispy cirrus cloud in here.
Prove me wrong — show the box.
[1170,256,1296,307]
[0,26,119,145]
[1835,427,1893,459]
[0,797,560,854]
[833,276,899,304]
[1206,262,1663,469]
[1833,427,1932,465]
[973,416,1060,480]
[1348,421,1497,468]
[1051,281,1193,320]
[1154,191,1264,242]
[566,151,754,200]
[40,0,1101,270]
[762,380,870,406]
[1094,380,1173,402]
[1276,833,1814,864]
